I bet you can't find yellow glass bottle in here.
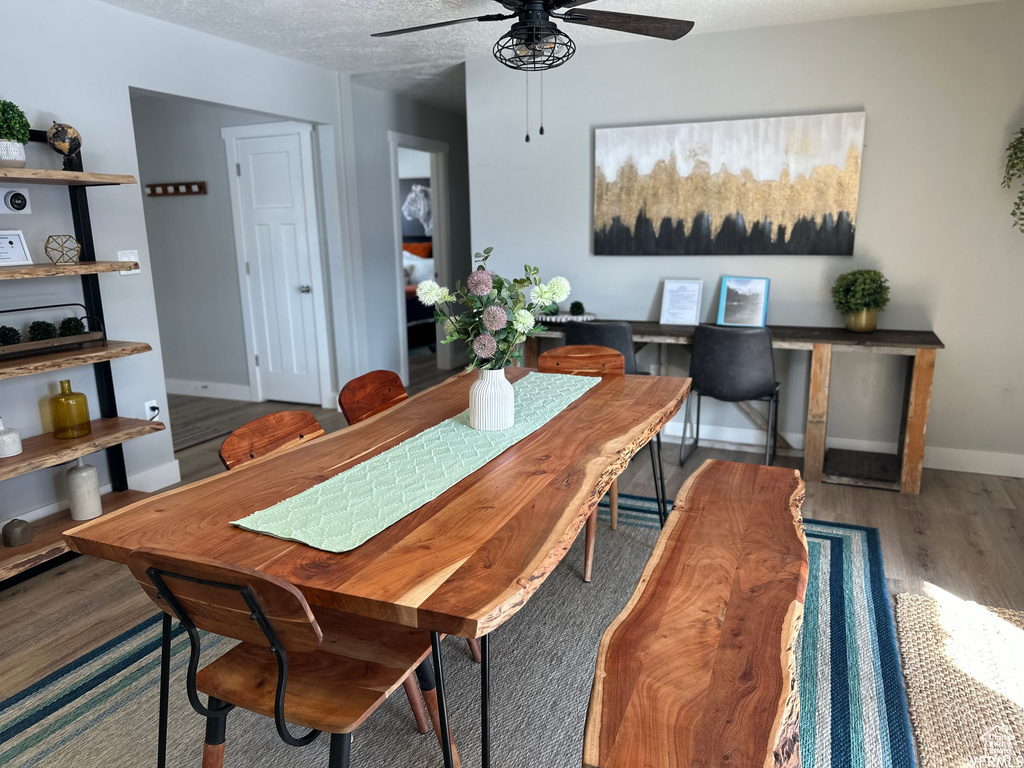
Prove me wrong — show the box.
[50,379,91,439]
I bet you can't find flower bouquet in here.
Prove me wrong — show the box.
[416,246,570,430]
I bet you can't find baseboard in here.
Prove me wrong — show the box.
[164,378,254,401]
[14,460,182,525]
[661,421,1024,479]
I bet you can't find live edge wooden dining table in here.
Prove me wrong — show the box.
[65,368,690,768]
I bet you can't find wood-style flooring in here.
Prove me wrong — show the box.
[1,359,1022,701]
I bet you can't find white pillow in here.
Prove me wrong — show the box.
[403,252,434,285]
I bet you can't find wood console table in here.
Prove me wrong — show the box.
[525,323,944,494]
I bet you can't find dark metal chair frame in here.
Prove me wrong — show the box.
[147,567,350,766]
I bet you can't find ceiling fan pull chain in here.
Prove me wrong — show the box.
[525,72,531,143]
[539,72,545,136]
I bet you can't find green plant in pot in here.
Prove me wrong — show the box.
[832,270,890,333]
[1004,127,1024,234]
[0,99,30,169]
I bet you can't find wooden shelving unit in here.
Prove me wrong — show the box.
[0,418,165,481]
[1,131,158,584]
[0,340,152,380]
[0,168,137,187]
[0,261,138,280]
[0,490,151,581]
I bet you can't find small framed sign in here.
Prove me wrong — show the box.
[0,230,32,266]
[659,279,703,325]
[717,276,770,327]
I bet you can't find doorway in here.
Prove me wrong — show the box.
[388,132,460,385]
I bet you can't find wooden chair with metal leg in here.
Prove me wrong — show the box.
[127,547,457,768]
[564,321,670,527]
[217,410,445,733]
[538,345,625,582]
[338,370,483,665]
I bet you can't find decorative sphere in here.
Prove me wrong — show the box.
[47,122,82,156]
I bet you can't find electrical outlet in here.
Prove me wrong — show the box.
[118,249,140,275]
[144,400,159,419]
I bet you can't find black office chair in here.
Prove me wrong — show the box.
[565,321,669,524]
[679,325,780,468]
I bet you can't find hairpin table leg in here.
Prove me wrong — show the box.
[430,632,455,768]
[480,633,491,768]
[158,612,171,768]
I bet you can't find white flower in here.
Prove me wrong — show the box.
[513,309,536,334]
[417,280,452,307]
[548,276,571,303]
[530,283,555,306]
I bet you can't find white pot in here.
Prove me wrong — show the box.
[0,139,26,169]
[469,368,515,431]
[66,458,103,521]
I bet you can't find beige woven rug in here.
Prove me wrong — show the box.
[894,593,1024,768]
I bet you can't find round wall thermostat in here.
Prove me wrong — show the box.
[3,189,30,213]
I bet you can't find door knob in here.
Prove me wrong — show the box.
[298,285,312,293]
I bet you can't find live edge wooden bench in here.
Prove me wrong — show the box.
[584,459,808,768]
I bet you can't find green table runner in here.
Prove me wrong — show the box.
[232,372,600,553]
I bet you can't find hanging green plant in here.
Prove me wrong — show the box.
[1005,128,1024,234]
[29,320,58,341]
[59,316,87,337]
[0,325,22,346]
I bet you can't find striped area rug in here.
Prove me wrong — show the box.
[1,492,916,768]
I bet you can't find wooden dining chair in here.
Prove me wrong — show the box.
[538,345,626,582]
[218,409,460,728]
[127,547,457,768]
[218,410,325,470]
[339,370,409,425]
[339,370,482,665]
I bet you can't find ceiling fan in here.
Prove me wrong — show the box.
[371,0,694,72]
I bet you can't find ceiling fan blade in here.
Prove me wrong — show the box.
[562,9,695,40]
[372,14,511,38]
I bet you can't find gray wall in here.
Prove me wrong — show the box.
[466,1,1024,475]
[131,95,271,391]
[351,84,472,374]
[0,0,352,524]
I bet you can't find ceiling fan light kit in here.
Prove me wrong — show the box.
[372,0,694,73]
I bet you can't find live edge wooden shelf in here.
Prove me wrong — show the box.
[0,490,152,582]
[0,168,137,187]
[0,262,138,280]
[0,340,152,380]
[527,323,944,494]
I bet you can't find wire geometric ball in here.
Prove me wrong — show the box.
[44,234,81,264]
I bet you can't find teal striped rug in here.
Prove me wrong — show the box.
[1,492,916,768]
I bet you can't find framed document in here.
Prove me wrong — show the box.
[659,279,702,325]
[0,231,32,266]
[717,276,770,327]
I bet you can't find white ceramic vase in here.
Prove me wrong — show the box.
[0,417,23,458]
[0,139,27,169]
[469,368,514,431]
[66,458,103,521]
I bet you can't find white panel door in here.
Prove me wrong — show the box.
[235,133,320,404]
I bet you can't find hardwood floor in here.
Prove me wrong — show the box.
[1,364,1022,701]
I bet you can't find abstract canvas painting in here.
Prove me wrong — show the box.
[593,112,865,256]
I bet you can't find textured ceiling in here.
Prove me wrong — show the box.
[99,0,988,112]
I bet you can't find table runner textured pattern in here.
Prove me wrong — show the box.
[232,372,600,553]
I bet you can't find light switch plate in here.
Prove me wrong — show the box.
[118,249,140,275]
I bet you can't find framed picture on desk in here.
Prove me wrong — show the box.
[717,276,770,327]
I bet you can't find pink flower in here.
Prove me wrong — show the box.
[473,333,497,359]
[482,305,508,332]
[467,269,494,296]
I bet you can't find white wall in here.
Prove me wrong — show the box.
[0,0,357,523]
[398,147,432,179]
[466,1,1024,476]
[131,94,272,395]
[351,84,472,375]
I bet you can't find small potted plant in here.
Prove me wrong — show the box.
[417,246,570,430]
[1004,127,1024,234]
[0,99,30,169]
[832,269,890,333]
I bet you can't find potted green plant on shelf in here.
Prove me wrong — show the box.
[832,269,890,333]
[0,99,30,169]
[1004,127,1024,234]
